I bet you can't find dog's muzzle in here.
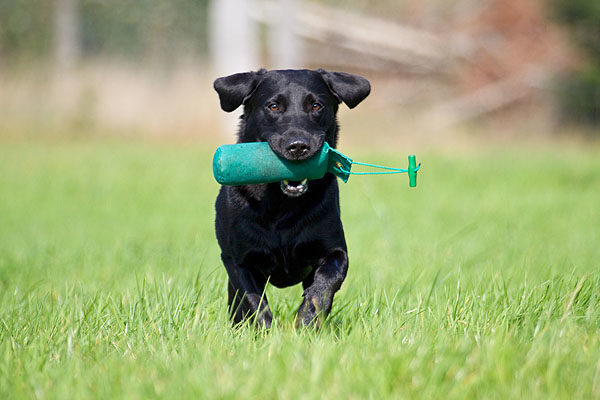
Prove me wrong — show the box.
[280,178,308,197]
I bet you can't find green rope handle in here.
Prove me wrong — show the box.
[335,155,421,187]
[326,145,420,187]
[345,160,421,174]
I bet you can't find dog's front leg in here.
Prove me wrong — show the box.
[222,256,273,328]
[297,249,348,328]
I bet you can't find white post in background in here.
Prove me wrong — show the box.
[54,0,80,74]
[209,0,260,76]
[209,0,261,137]
[53,0,81,117]
[268,0,303,69]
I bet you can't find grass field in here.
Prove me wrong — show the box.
[1,136,600,399]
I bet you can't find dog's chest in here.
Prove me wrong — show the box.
[218,183,342,286]
[258,247,313,287]
[243,221,321,287]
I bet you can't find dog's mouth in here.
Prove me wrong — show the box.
[280,179,308,197]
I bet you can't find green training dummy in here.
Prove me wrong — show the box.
[212,142,419,187]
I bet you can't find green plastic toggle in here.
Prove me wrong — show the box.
[408,154,418,187]
[212,142,418,187]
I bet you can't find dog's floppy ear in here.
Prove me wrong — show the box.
[317,69,371,109]
[213,69,266,112]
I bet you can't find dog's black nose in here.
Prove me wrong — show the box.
[286,140,311,159]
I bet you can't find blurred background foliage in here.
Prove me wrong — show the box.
[78,0,209,61]
[0,0,210,64]
[0,0,54,63]
[550,0,600,126]
[0,0,598,137]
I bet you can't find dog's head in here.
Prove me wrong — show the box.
[214,68,370,196]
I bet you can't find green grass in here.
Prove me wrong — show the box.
[1,137,600,399]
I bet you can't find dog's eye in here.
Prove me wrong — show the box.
[267,103,280,112]
[312,102,322,111]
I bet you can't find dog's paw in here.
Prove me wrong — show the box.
[295,296,328,329]
[257,309,273,330]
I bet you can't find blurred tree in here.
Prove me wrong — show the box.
[550,0,600,126]
[0,0,210,68]
[0,0,54,66]
[79,0,210,62]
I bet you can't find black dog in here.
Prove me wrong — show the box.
[213,68,370,328]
